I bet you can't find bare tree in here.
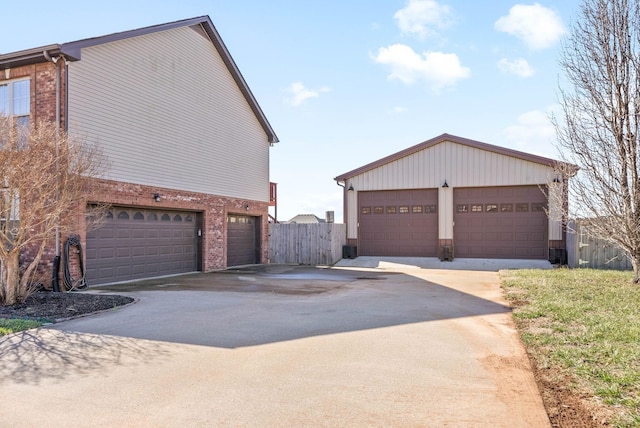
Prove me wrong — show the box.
[0,115,106,304]
[554,0,640,282]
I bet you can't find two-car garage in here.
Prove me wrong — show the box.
[357,185,548,259]
[85,207,260,285]
[340,134,569,262]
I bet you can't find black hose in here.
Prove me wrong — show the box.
[63,234,87,290]
[52,255,60,292]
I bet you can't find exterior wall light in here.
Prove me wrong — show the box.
[442,181,449,188]
[153,193,161,202]
[348,184,354,191]
[245,204,250,211]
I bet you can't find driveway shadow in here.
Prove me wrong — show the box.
[53,265,512,349]
[0,329,172,385]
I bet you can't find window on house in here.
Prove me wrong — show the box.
[531,203,546,212]
[0,79,30,128]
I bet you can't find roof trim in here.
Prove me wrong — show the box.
[334,133,567,181]
[0,44,68,69]
[0,16,279,144]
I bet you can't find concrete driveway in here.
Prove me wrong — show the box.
[0,259,550,427]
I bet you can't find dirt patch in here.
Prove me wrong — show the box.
[530,360,612,427]
[0,292,134,322]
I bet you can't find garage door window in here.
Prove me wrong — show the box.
[486,204,498,212]
[134,212,144,220]
[501,204,513,212]
[374,206,384,214]
[118,211,129,219]
[516,203,529,212]
[532,203,546,212]
[148,213,158,220]
[361,206,371,214]
[457,204,469,213]
[425,205,436,213]
[412,205,423,213]
[399,205,409,213]
[471,204,483,212]
[386,206,397,214]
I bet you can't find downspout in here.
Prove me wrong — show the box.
[44,50,62,291]
[336,180,347,227]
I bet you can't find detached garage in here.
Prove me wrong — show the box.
[335,134,571,261]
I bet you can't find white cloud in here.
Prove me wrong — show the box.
[503,109,558,157]
[497,58,535,77]
[495,3,566,50]
[394,0,453,39]
[389,106,408,114]
[372,44,470,91]
[286,82,330,107]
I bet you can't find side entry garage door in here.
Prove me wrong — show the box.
[453,186,548,259]
[86,207,198,285]
[358,189,438,257]
[227,214,259,266]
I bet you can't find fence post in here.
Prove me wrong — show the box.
[566,219,578,268]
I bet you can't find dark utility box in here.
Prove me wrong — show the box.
[440,245,453,261]
[342,245,357,259]
[549,248,567,264]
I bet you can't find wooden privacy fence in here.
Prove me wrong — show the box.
[566,220,632,270]
[269,223,347,265]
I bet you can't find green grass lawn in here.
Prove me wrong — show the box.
[501,269,640,427]
[0,318,44,336]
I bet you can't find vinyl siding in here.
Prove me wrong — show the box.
[346,141,563,241]
[68,25,270,202]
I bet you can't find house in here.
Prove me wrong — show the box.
[286,214,326,224]
[334,134,571,262]
[0,16,278,285]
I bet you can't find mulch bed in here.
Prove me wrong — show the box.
[0,292,134,322]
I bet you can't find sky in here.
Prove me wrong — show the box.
[1,0,582,222]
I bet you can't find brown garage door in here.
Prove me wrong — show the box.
[358,189,438,256]
[86,207,198,285]
[453,186,548,259]
[227,214,259,266]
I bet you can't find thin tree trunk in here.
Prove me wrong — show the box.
[632,254,640,284]
[2,250,20,305]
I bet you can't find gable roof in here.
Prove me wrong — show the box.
[334,133,564,181]
[286,214,326,224]
[0,16,278,144]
